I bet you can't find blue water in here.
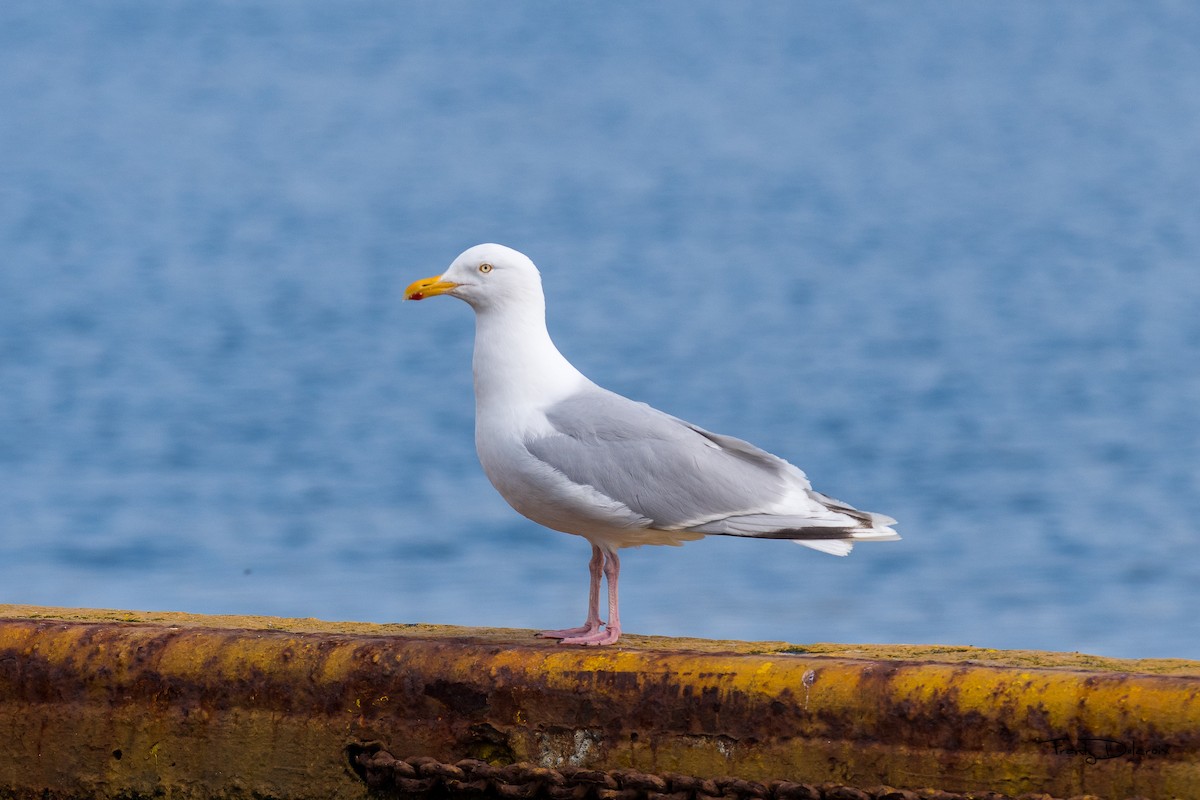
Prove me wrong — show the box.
[2,2,1198,659]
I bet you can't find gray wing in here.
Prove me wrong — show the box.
[525,387,801,530]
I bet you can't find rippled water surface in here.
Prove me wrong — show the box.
[2,2,1198,658]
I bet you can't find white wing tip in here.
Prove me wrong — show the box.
[795,539,855,556]
[850,525,901,542]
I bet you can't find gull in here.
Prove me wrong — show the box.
[405,244,899,645]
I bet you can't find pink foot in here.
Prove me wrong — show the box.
[536,621,602,640]
[558,625,621,646]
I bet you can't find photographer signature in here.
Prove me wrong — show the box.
[1038,736,1170,764]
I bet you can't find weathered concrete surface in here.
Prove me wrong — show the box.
[0,604,1198,800]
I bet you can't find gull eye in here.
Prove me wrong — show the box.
[478,263,493,274]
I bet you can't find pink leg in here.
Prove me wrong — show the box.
[537,544,604,639]
[559,550,621,646]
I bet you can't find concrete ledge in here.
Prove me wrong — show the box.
[0,605,1197,799]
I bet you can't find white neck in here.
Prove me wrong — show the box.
[471,299,587,411]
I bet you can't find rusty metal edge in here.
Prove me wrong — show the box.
[4,604,1198,675]
[0,605,1198,800]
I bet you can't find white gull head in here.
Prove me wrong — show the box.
[405,243,545,314]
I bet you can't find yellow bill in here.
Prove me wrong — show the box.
[404,275,459,301]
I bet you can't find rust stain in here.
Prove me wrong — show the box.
[0,605,1198,799]
[4,602,1200,675]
